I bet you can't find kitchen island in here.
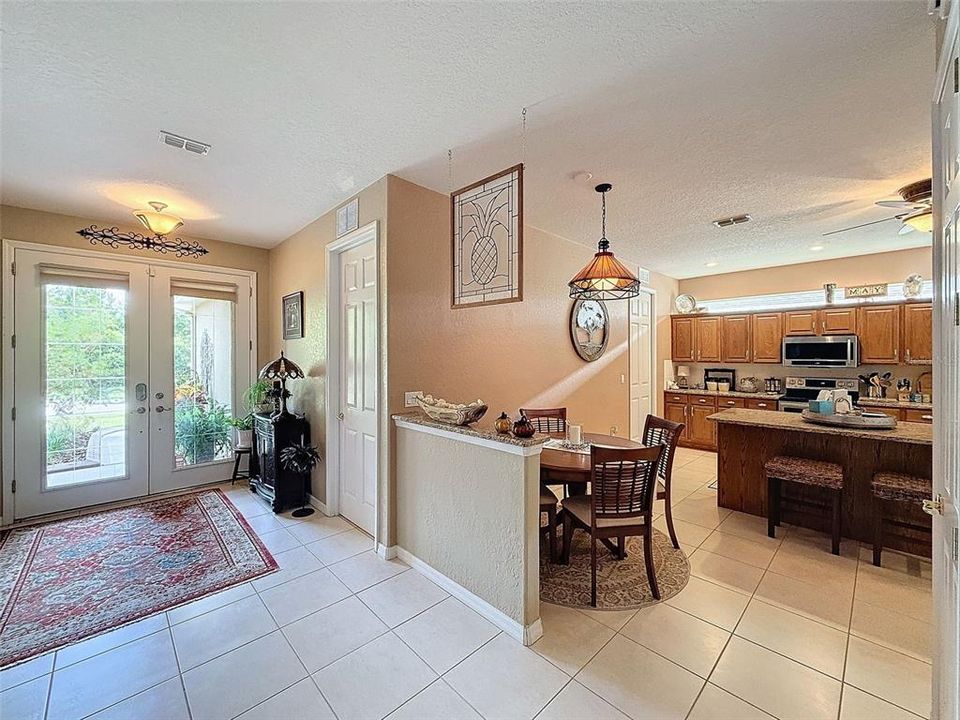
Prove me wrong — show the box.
[710,408,933,555]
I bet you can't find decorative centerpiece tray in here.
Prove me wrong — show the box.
[416,395,488,426]
[800,409,897,429]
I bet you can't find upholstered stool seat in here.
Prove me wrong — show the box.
[765,455,845,554]
[870,473,932,566]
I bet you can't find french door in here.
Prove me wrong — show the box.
[9,245,254,520]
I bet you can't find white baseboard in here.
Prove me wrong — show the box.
[308,494,329,516]
[377,543,397,560]
[395,547,542,646]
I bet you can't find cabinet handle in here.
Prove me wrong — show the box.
[699,399,707,403]
[906,349,911,362]
[726,400,736,405]
[922,414,933,420]
[757,402,767,408]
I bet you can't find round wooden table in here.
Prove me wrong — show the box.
[540,433,646,481]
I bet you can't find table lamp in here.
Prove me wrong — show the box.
[258,351,305,418]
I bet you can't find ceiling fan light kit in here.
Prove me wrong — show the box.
[568,183,641,301]
[77,200,209,258]
[824,177,932,237]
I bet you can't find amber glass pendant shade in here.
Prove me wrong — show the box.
[568,184,641,301]
[133,201,183,236]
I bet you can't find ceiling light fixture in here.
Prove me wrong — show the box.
[77,201,209,258]
[902,208,932,234]
[810,244,825,251]
[568,183,641,301]
[705,261,719,268]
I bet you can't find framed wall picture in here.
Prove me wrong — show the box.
[282,291,304,339]
[451,163,523,308]
[570,298,609,362]
[336,197,359,238]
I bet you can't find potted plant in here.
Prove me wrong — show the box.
[279,443,322,517]
[228,414,253,447]
[244,379,273,414]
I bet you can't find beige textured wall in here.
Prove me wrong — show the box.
[678,246,932,301]
[386,176,677,433]
[395,425,540,628]
[0,204,272,362]
[265,179,388,507]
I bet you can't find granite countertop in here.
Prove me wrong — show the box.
[858,398,933,410]
[392,411,546,448]
[709,408,933,445]
[665,388,782,399]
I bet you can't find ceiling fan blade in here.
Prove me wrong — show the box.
[876,200,921,209]
[821,215,903,237]
[898,223,916,235]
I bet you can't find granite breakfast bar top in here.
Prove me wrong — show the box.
[392,411,546,450]
[709,408,933,445]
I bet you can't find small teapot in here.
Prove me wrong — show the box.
[512,412,536,438]
[494,412,512,434]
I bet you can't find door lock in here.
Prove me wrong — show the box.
[337,412,345,420]
[922,495,944,516]
[155,406,173,413]
[135,383,148,402]
[155,392,165,400]
[135,407,147,414]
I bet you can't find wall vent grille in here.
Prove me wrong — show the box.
[159,130,211,156]
[712,214,752,228]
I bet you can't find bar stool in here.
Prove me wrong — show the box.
[540,486,559,562]
[231,446,252,484]
[765,455,844,554]
[870,472,932,567]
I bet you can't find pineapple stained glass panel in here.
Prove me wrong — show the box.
[451,163,523,308]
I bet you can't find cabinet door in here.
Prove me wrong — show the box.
[689,405,717,448]
[902,303,933,364]
[784,310,818,336]
[671,317,696,362]
[717,396,746,409]
[745,397,776,411]
[902,408,934,423]
[664,402,688,440]
[751,313,783,363]
[820,307,857,335]
[858,305,901,364]
[721,315,751,362]
[695,317,722,362]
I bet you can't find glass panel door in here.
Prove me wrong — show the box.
[13,250,151,519]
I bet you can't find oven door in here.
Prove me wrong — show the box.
[782,335,859,367]
[778,400,809,413]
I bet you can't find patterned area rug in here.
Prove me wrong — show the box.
[540,528,690,610]
[0,489,277,668]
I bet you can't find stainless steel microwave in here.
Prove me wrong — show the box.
[782,335,859,367]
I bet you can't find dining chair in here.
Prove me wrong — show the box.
[560,444,664,606]
[540,485,559,563]
[520,407,567,434]
[642,414,686,550]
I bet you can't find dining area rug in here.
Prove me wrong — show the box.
[540,528,689,610]
[0,489,277,668]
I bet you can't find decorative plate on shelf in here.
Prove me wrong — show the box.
[903,273,923,298]
[570,299,609,362]
[675,293,697,314]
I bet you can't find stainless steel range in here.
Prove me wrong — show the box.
[778,376,859,413]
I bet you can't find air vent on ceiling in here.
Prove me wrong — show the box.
[712,214,752,228]
[159,130,211,156]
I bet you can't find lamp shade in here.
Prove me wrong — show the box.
[902,209,932,234]
[259,351,304,380]
[568,248,641,300]
[133,201,183,236]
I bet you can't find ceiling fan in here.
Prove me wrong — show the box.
[822,178,932,237]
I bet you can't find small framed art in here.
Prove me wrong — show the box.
[282,291,304,339]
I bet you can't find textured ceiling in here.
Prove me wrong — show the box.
[1,1,934,278]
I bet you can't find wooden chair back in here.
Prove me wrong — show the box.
[642,415,685,484]
[589,445,664,523]
[520,407,567,434]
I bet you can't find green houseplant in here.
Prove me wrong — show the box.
[279,443,322,517]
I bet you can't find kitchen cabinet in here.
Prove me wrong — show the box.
[902,303,933,364]
[721,315,752,363]
[695,317,722,362]
[902,408,934,424]
[688,404,717,448]
[671,317,696,362]
[664,401,688,440]
[745,397,776,411]
[717,396,746,409]
[819,307,858,335]
[751,313,783,363]
[858,305,901,364]
[868,406,901,421]
[784,310,818,336]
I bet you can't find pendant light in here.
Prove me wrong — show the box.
[568,183,640,300]
[133,201,184,236]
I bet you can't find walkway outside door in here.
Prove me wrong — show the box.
[7,244,254,520]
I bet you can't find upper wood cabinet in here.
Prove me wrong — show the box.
[751,313,783,363]
[902,303,933,364]
[858,304,901,364]
[819,307,857,335]
[784,310,818,336]
[695,317,722,362]
[721,315,751,363]
[671,317,696,362]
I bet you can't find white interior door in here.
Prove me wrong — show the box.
[148,266,253,494]
[336,238,378,535]
[11,248,151,519]
[933,9,960,717]
[629,287,654,442]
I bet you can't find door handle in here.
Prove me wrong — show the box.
[134,407,147,414]
[155,406,173,413]
[337,412,345,420]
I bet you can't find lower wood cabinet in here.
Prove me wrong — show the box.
[745,397,776,411]
[664,402,688,441]
[688,404,717,448]
[903,408,934,424]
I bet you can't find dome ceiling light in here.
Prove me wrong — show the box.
[77,200,209,258]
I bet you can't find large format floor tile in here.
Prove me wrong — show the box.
[1,675,51,720]
[234,677,336,720]
[532,602,615,675]
[357,568,448,627]
[844,636,932,718]
[664,576,749,631]
[171,593,277,670]
[313,633,437,720]
[386,679,483,720]
[306,528,375,565]
[394,597,500,674]
[445,634,568,720]
[839,684,925,720]
[327,551,408,592]
[686,683,774,720]
[621,603,729,678]
[536,681,630,720]
[258,567,352,627]
[86,678,190,720]
[283,596,388,673]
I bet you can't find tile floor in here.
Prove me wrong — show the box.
[0,447,933,720]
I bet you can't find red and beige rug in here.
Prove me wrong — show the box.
[0,489,277,668]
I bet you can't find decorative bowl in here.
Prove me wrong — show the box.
[416,395,488,426]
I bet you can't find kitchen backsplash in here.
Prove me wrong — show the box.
[671,362,932,393]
